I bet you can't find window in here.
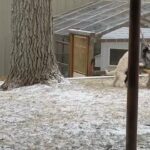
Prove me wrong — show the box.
[110,49,127,65]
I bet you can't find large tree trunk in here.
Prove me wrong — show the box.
[1,0,61,90]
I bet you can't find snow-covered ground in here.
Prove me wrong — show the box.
[0,77,150,150]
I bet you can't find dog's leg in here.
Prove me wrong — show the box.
[115,72,126,87]
[124,70,128,87]
[113,75,118,87]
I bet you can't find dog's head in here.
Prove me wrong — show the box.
[142,44,150,68]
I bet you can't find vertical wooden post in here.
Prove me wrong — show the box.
[87,33,95,76]
[126,0,141,150]
[69,33,74,77]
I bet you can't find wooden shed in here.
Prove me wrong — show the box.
[54,0,150,77]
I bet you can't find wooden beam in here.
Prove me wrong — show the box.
[69,33,74,77]
[69,29,95,36]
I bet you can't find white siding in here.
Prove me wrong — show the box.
[100,42,128,70]
[100,41,145,71]
[95,54,101,68]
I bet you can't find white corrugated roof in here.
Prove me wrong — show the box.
[101,27,150,40]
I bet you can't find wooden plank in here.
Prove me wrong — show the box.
[69,29,95,36]
[87,34,95,76]
[74,35,88,75]
[69,34,74,77]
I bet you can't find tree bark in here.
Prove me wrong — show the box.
[1,0,61,90]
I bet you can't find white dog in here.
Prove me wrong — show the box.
[105,44,150,88]
[142,44,150,88]
[105,52,128,87]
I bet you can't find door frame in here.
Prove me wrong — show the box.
[69,29,95,77]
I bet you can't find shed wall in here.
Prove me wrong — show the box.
[100,42,128,70]
[100,41,148,71]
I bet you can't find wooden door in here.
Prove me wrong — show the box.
[69,30,95,77]
[73,35,89,76]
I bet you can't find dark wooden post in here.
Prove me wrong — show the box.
[126,0,141,150]
[69,33,74,77]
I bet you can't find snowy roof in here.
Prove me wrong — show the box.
[101,27,150,40]
[54,1,150,36]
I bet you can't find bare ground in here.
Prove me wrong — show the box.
[0,77,150,150]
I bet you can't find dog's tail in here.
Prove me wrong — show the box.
[105,69,116,76]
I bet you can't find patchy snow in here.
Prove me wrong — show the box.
[0,78,150,150]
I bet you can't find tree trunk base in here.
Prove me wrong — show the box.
[0,73,63,91]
